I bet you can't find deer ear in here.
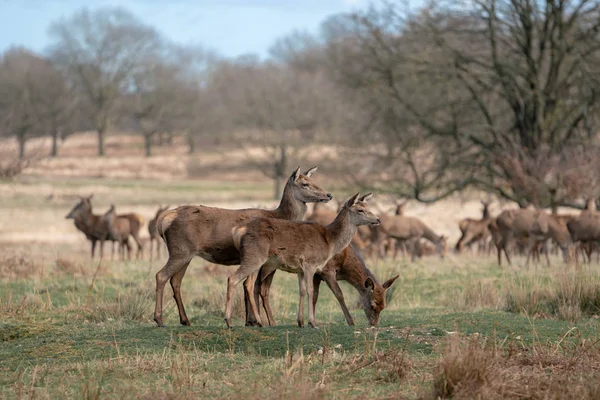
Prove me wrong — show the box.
[304,166,318,177]
[382,275,399,289]
[290,166,301,182]
[359,193,373,202]
[364,277,375,291]
[345,193,360,208]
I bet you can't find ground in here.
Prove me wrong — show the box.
[1,133,600,399]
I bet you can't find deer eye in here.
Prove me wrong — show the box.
[358,210,365,214]
[302,183,309,188]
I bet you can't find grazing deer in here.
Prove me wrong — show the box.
[102,205,145,261]
[66,195,116,259]
[455,201,493,254]
[247,245,399,327]
[153,166,332,327]
[148,205,170,261]
[374,215,447,262]
[495,209,572,266]
[229,192,381,329]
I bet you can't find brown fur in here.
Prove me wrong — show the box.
[66,195,116,259]
[250,244,399,327]
[495,209,572,266]
[455,201,492,254]
[152,166,332,327]
[375,215,447,262]
[148,205,170,261]
[103,205,145,260]
[228,193,381,328]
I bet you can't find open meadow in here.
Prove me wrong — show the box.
[2,137,600,399]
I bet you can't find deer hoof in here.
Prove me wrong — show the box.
[309,322,319,329]
[154,317,165,327]
[297,321,304,328]
[224,318,233,329]
[180,319,191,326]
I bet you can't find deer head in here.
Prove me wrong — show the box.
[65,194,94,219]
[345,193,381,226]
[287,166,332,204]
[362,275,399,326]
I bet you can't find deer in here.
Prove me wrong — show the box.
[148,205,170,261]
[455,201,493,254]
[307,202,369,252]
[228,192,381,329]
[567,212,600,265]
[66,195,117,260]
[373,215,447,262]
[102,204,145,261]
[495,209,572,266]
[153,166,332,327]
[246,245,399,327]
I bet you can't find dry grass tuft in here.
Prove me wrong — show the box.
[83,280,155,322]
[0,254,41,279]
[504,270,600,322]
[428,332,600,400]
[457,280,503,311]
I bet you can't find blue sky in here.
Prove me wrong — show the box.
[0,0,425,59]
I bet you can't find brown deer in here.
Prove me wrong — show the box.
[229,193,381,328]
[455,201,493,254]
[247,245,399,327]
[66,195,116,259]
[567,212,600,264]
[374,215,447,262]
[148,205,170,261]
[495,209,572,266]
[102,205,145,261]
[307,202,369,252]
[153,166,332,327]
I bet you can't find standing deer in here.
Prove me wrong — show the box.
[148,205,170,261]
[66,195,115,259]
[229,193,381,329]
[103,204,145,261]
[455,201,493,254]
[153,166,332,327]
[374,215,447,262]
[495,209,572,266]
[247,244,398,327]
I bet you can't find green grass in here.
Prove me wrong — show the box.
[2,252,600,399]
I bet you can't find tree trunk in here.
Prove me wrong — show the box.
[18,135,26,160]
[273,145,288,200]
[51,130,59,157]
[187,133,196,154]
[97,128,105,156]
[144,134,152,157]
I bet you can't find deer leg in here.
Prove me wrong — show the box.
[243,270,262,327]
[154,255,194,327]
[225,257,266,329]
[170,260,193,326]
[90,239,97,260]
[305,270,318,329]
[297,273,306,328]
[321,272,354,326]
[150,239,154,262]
[259,270,277,326]
[132,233,143,260]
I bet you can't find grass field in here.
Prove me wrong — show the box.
[3,158,600,398]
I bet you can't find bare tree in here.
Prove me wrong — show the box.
[0,48,48,159]
[47,7,161,156]
[324,1,600,207]
[219,58,336,198]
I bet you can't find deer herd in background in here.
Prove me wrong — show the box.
[65,167,600,328]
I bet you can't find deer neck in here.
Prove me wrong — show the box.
[422,226,441,244]
[76,209,97,231]
[274,184,307,221]
[326,209,358,257]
